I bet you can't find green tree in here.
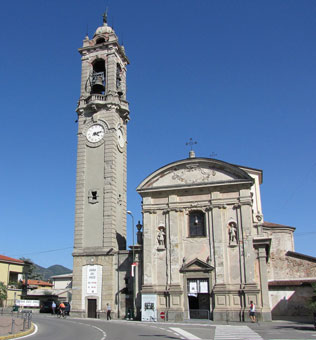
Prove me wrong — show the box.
[0,282,7,307]
[20,258,43,280]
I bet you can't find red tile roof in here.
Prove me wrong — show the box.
[22,279,53,287]
[263,221,295,229]
[0,255,24,264]
[269,278,316,287]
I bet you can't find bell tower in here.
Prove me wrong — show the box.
[72,13,129,318]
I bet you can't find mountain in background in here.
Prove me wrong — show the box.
[33,264,72,281]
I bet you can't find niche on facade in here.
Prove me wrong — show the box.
[157,223,166,251]
[227,219,238,247]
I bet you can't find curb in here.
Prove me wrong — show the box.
[0,323,35,340]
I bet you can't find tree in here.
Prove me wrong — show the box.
[0,282,7,307]
[19,258,43,280]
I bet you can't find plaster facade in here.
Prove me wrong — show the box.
[0,255,24,307]
[137,155,272,321]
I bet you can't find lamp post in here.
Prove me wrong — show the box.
[127,211,135,262]
[127,210,135,319]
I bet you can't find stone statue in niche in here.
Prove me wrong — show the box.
[228,221,238,246]
[157,225,166,250]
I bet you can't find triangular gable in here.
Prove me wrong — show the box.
[137,158,253,193]
[180,258,214,273]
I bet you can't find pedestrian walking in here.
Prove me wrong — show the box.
[52,301,56,314]
[249,300,256,323]
[106,303,112,320]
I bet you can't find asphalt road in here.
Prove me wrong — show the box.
[31,315,316,340]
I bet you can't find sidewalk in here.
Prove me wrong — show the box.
[0,313,34,340]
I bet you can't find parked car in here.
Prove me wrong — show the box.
[40,301,54,313]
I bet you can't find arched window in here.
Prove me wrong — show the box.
[189,210,206,237]
[90,59,106,94]
[96,37,105,44]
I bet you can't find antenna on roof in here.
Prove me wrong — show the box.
[103,8,108,24]
[209,152,217,158]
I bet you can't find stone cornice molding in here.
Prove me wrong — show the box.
[212,203,227,209]
[143,209,157,214]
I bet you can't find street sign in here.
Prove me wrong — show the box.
[160,311,165,319]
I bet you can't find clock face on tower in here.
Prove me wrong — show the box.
[116,128,125,150]
[86,124,105,143]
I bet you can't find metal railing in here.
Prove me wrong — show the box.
[189,309,210,320]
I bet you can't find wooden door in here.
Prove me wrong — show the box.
[87,299,97,318]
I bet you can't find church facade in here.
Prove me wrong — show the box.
[136,151,271,321]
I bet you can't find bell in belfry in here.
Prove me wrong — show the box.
[91,71,105,94]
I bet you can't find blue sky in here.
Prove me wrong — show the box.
[0,0,315,270]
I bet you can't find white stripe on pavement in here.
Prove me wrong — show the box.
[170,327,201,339]
[215,325,263,340]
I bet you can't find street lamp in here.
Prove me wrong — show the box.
[127,211,135,261]
[127,210,135,319]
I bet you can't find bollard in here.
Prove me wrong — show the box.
[28,313,32,329]
[11,319,15,334]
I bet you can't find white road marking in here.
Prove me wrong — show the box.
[66,320,107,340]
[170,327,201,339]
[15,323,38,339]
[215,325,263,340]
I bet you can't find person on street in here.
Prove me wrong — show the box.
[249,300,256,323]
[106,303,112,320]
[59,302,66,316]
[52,301,56,314]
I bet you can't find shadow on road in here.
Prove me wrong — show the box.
[274,325,315,332]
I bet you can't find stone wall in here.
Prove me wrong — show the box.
[267,251,316,281]
[269,285,314,322]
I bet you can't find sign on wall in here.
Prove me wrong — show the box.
[16,300,40,307]
[141,294,157,321]
[87,265,98,294]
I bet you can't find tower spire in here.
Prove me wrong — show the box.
[103,9,108,24]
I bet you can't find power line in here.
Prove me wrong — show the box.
[11,247,73,258]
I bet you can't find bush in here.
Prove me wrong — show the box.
[0,282,7,306]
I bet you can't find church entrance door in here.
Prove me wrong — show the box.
[187,279,210,319]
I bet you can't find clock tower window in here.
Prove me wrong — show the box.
[91,59,106,95]
[116,64,123,96]
[88,189,99,204]
[96,37,105,44]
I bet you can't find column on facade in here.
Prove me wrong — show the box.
[239,189,255,284]
[257,247,271,315]
[168,209,181,287]
[206,207,214,266]
[142,206,154,289]
[211,193,225,284]
[106,52,117,94]
[80,58,90,96]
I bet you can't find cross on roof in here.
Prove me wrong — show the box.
[186,138,197,151]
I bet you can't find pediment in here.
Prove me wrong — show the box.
[137,158,253,193]
[180,258,214,273]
